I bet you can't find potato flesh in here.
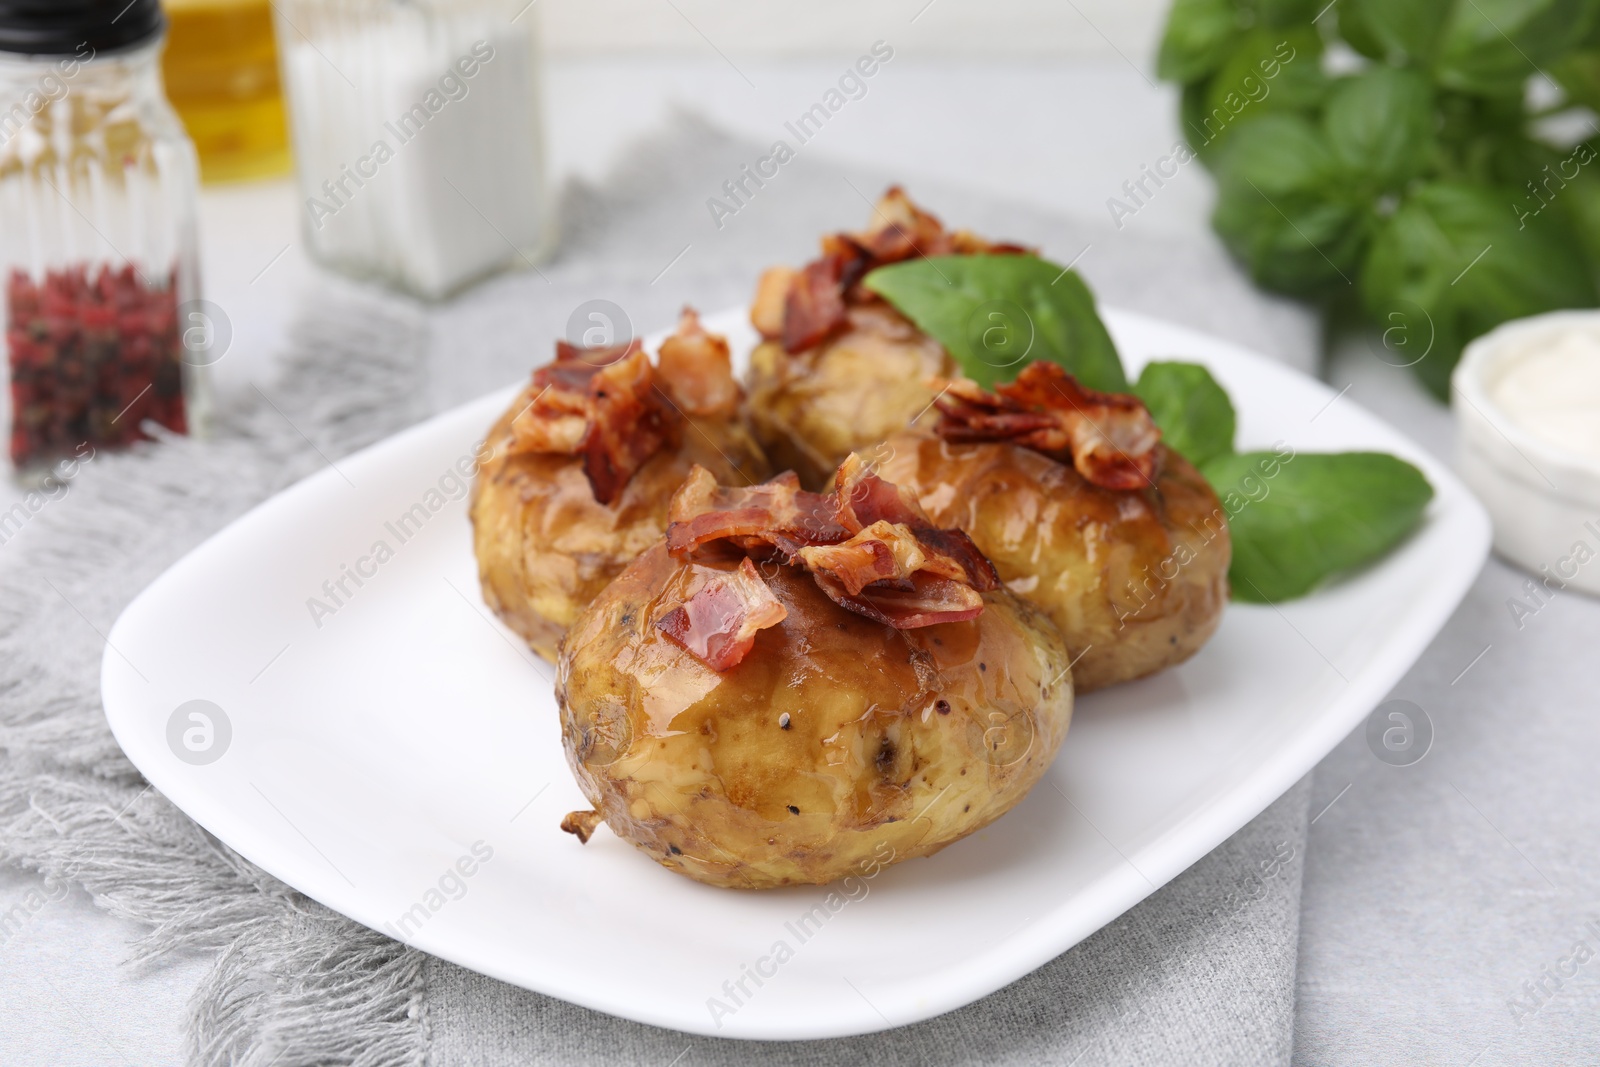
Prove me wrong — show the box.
[878,434,1231,692]
[557,543,1074,889]
[746,304,952,489]
[470,387,769,661]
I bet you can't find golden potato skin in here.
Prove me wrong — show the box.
[878,433,1230,693]
[470,392,769,661]
[556,543,1073,889]
[746,304,951,490]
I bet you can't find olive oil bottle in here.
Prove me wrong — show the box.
[161,0,291,183]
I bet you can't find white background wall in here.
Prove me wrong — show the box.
[536,0,1169,59]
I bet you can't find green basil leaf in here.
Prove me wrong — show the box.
[1216,110,1332,191]
[1158,0,1246,84]
[1544,142,1600,272]
[1552,48,1600,112]
[1437,0,1600,97]
[1245,0,1322,26]
[862,255,1128,392]
[1200,451,1434,602]
[1337,0,1456,64]
[1212,114,1372,296]
[1198,28,1329,155]
[1323,68,1435,189]
[1360,180,1598,396]
[1435,109,1555,190]
[1335,9,1385,60]
[1180,81,1227,165]
[1133,361,1237,467]
[1435,88,1528,174]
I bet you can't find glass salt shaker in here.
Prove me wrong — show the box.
[273,0,554,300]
[0,0,210,479]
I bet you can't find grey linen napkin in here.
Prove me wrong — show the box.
[0,114,1317,1066]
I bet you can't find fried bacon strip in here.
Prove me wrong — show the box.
[508,340,673,505]
[796,521,987,629]
[657,456,999,669]
[781,235,865,352]
[816,570,986,630]
[797,520,933,595]
[935,361,1162,490]
[508,309,742,506]
[832,453,1000,589]
[580,347,676,505]
[755,186,1031,353]
[656,307,741,419]
[666,468,851,560]
[656,557,789,672]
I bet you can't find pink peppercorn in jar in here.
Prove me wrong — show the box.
[0,0,208,478]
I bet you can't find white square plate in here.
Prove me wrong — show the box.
[102,308,1488,1040]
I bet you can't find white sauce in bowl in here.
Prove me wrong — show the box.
[1488,328,1600,464]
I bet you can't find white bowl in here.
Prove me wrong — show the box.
[1453,310,1600,597]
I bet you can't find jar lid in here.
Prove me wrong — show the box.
[0,0,164,57]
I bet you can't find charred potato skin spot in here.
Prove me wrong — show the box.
[470,388,770,661]
[878,433,1231,693]
[745,305,954,491]
[556,542,1073,889]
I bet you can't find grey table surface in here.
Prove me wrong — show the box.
[1293,344,1600,1067]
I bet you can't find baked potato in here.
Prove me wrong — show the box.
[876,363,1231,692]
[745,187,1025,488]
[471,310,769,661]
[556,457,1074,889]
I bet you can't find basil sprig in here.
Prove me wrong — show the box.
[865,253,1433,601]
[1136,360,1433,602]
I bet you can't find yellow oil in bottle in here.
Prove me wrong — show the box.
[161,0,292,183]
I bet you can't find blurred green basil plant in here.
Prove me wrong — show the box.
[1158,0,1600,396]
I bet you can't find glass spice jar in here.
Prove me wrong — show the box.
[0,0,208,478]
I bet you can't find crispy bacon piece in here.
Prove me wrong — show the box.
[659,456,998,661]
[817,570,986,630]
[552,338,636,366]
[751,267,796,340]
[657,307,741,419]
[666,467,850,560]
[656,557,789,671]
[794,520,985,627]
[855,186,951,263]
[582,348,677,505]
[834,452,922,527]
[935,361,1162,490]
[508,341,640,455]
[508,339,674,505]
[508,307,742,505]
[798,520,935,595]
[764,186,1032,354]
[782,236,869,352]
[833,454,1000,591]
